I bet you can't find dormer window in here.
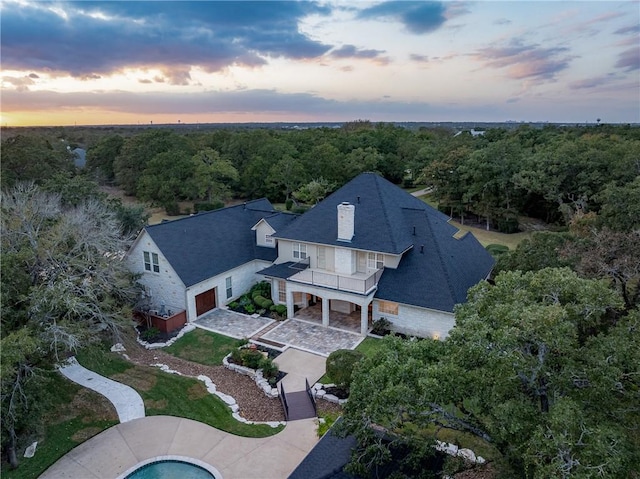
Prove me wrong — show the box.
[265,235,274,244]
[293,243,307,260]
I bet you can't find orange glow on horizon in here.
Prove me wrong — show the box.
[1,109,333,127]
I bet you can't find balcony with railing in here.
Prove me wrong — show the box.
[289,267,383,295]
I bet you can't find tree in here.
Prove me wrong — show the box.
[191,148,239,202]
[340,268,639,478]
[569,228,640,311]
[596,178,640,232]
[114,130,193,195]
[137,149,196,210]
[1,134,75,188]
[85,134,124,183]
[266,156,306,201]
[293,178,336,205]
[494,231,577,275]
[1,184,141,468]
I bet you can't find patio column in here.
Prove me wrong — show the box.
[286,289,294,319]
[322,297,330,327]
[360,301,369,335]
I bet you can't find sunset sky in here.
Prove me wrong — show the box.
[1,1,638,126]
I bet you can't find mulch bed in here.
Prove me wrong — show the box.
[120,335,285,422]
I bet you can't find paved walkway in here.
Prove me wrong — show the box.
[58,357,145,423]
[274,349,327,391]
[41,415,318,479]
[261,319,364,356]
[195,308,273,339]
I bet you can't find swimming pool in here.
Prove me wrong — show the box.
[121,457,222,479]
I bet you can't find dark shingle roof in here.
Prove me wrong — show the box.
[375,208,495,311]
[288,419,357,479]
[258,261,309,279]
[275,173,494,311]
[144,199,296,287]
[274,173,444,254]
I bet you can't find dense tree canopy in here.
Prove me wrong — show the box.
[1,134,75,187]
[340,268,639,478]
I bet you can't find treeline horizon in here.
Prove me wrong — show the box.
[2,121,639,232]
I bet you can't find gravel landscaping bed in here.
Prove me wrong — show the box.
[121,336,285,422]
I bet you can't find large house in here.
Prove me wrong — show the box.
[127,173,494,339]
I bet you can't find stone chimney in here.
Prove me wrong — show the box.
[337,202,355,242]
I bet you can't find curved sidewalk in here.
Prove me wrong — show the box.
[40,415,318,479]
[58,357,145,423]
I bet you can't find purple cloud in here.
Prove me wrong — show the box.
[330,45,389,64]
[615,47,640,71]
[0,1,333,78]
[357,1,448,34]
[474,40,574,81]
[410,54,429,63]
[569,76,613,90]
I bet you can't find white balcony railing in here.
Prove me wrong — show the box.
[289,268,383,294]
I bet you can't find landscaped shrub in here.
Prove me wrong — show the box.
[230,348,243,364]
[244,303,255,314]
[285,198,293,211]
[325,349,365,392]
[371,317,392,336]
[250,281,271,299]
[140,326,161,342]
[253,294,273,310]
[259,357,279,385]
[240,348,264,369]
[270,304,287,316]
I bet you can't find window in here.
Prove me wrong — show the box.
[378,300,398,315]
[143,251,160,273]
[225,276,233,299]
[265,235,274,244]
[368,252,384,269]
[293,243,307,260]
[317,246,326,269]
[278,280,286,303]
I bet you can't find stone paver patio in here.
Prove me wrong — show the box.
[194,308,273,339]
[260,319,364,356]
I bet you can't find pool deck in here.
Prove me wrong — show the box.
[40,415,318,479]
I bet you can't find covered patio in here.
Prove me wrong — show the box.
[293,303,370,334]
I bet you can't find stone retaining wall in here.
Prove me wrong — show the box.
[222,353,279,398]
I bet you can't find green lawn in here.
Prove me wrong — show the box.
[1,372,118,479]
[76,348,283,438]
[451,221,531,250]
[165,328,245,366]
[355,337,385,357]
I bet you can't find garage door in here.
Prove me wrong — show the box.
[195,288,216,316]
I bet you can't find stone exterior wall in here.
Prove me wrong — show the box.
[373,300,455,339]
[127,232,187,313]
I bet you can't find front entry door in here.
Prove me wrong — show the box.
[195,288,216,316]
